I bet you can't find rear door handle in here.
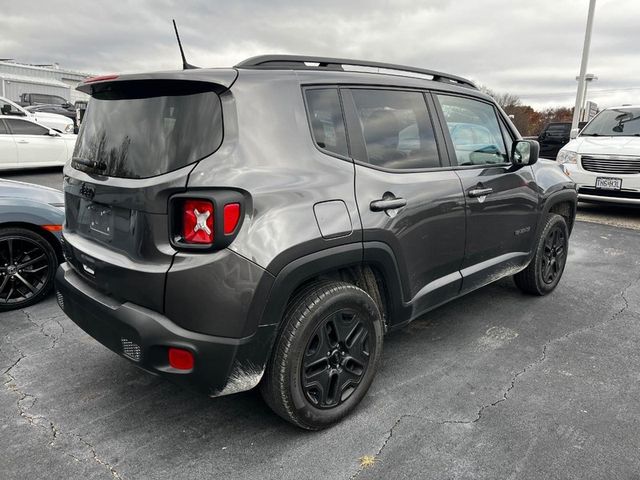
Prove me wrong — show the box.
[17,140,29,144]
[370,197,407,212]
[468,187,493,198]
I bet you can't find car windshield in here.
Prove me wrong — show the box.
[580,107,640,137]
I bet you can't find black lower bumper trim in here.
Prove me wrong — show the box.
[54,263,277,396]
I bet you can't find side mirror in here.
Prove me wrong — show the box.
[570,128,579,139]
[511,139,539,166]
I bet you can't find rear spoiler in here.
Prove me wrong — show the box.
[77,68,238,95]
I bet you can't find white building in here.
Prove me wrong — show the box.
[0,60,92,104]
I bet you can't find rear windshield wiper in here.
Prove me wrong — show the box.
[72,157,107,171]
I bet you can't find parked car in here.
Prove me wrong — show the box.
[0,96,74,134]
[0,116,76,171]
[55,55,577,430]
[538,122,588,159]
[20,93,78,133]
[0,179,64,311]
[557,105,640,204]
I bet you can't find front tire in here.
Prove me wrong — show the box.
[260,281,384,430]
[514,214,569,296]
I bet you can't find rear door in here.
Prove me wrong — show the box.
[0,120,18,169]
[5,118,67,167]
[344,88,466,318]
[62,78,226,312]
[434,93,539,294]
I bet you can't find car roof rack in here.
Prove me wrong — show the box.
[235,55,477,89]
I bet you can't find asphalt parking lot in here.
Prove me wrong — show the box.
[2,169,640,479]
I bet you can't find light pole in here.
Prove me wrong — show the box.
[571,0,597,138]
[576,73,598,122]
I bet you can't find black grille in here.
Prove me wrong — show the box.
[581,155,640,175]
[121,338,142,361]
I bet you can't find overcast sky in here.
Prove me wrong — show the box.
[1,0,638,110]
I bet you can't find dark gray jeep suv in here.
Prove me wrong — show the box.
[55,55,577,429]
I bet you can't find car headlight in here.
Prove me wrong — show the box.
[64,123,74,134]
[556,150,579,164]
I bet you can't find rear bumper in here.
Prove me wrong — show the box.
[55,262,277,396]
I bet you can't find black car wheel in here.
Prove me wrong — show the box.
[0,227,58,312]
[514,214,569,296]
[261,281,384,430]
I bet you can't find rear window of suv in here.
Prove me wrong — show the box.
[73,80,223,179]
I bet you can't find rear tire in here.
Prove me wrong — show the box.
[0,227,58,312]
[514,214,569,296]
[260,281,384,430]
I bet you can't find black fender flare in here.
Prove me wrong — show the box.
[538,188,578,235]
[248,241,411,336]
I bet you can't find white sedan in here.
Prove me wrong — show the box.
[0,116,76,171]
[0,96,74,134]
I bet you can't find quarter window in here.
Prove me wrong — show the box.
[351,89,440,170]
[305,89,348,158]
[437,95,509,166]
[5,119,49,136]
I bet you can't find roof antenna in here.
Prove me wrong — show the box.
[172,19,198,69]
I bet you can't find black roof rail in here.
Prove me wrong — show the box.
[235,55,477,89]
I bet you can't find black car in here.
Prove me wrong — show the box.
[0,179,64,311]
[55,55,577,429]
[20,93,78,133]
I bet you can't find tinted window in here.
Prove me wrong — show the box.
[6,119,49,135]
[73,80,223,179]
[32,94,66,105]
[305,89,348,157]
[351,89,440,170]
[0,120,7,135]
[581,107,640,137]
[437,95,508,166]
[0,101,24,116]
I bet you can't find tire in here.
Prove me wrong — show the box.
[260,281,384,430]
[0,227,58,312]
[514,214,569,296]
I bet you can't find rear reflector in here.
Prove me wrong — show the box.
[42,224,63,232]
[223,203,241,234]
[182,199,214,244]
[168,348,194,370]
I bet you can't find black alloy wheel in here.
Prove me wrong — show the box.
[514,214,569,296]
[260,281,384,430]
[541,225,567,284]
[301,308,372,408]
[0,228,58,311]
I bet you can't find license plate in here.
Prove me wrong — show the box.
[86,203,113,238]
[595,177,622,190]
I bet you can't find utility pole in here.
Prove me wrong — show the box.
[571,0,597,137]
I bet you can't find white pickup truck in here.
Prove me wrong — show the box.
[0,96,74,134]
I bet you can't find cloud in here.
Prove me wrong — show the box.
[1,0,638,109]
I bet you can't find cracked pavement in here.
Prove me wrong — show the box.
[1,220,639,480]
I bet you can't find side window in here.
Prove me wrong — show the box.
[500,121,514,158]
[305,89,348,158]
[6,119,49,136]
[351,89,440,170]
[0,120,8,135]
[0,101,24,116]
[436,94,509,166]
